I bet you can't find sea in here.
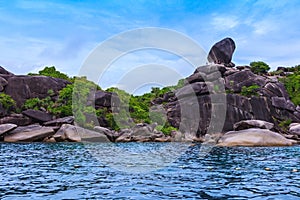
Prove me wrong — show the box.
[0,142,299,199]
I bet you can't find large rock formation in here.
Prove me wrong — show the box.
[208,37,236,66]
[4,75,70,107]
[157,64,300,136]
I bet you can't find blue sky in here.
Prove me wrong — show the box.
[1,0,300,89]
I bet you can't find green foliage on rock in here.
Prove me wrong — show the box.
[0,93,16,111]
[279,66,300,105]
[250,61,270,75]
[156,123,178,135]
[23,98,42,110]
[28,66,73,82]
[72,76,100,127]
[278,119,292,132]
[240,84,260,97]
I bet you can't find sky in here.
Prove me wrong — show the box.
[1,0,300,90]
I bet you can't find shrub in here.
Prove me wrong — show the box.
[23,98,41,110]
[280,72,300,105]
[250,61,270,74]
[28,66,73,82]
[0,93,16,111]
[240,84,260,97]
[156,124,177,135]
[279,119,292,131]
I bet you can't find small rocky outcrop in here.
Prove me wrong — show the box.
[22,109,53,123]
[0,123,17,136]
[289,123,300,136]
[94,91,120,109]
[217,128,297,147]
[0,114,32,126]
[4,125,54,142]
[43,116,74,126]
[115,123,167,142]
[233,120,274,131]
[53,124,110,142]
[208,37,236,66]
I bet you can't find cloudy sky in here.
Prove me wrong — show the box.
[1,0,300,90]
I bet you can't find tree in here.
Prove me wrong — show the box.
[28,66,73,82]
[250,61,270,74]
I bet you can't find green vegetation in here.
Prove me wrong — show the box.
[250,61,270,75]
[0,93,16,111]
[279,65,300,105]
[104,79,184,131]
[28,66,73,82]
[156,124,177,135]
[240,84,260,97]
[278,119,292,132]
[8,66,180,132]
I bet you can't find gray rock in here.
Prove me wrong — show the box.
[217,128,297,147]
[0,114,32,126]
[4,125,54,142]
[271,97,295,111]
[263,82,289,99]
[0,77,8,92]
[94,91,120,108]
[234,120,274,131]
[54,124,81,142]
[115,129,133,142]
[194,64,227,75]
[0,67,14,75]
[131,123,162,142]
[185,72,206,84]
[9,124,41,134]
[289,124,300,136]
[54,124,110,142]
[0,123,17,136]
[94,126,117,142]
[294,112,300,120]
[225,70,267,93]
[296,106,300,113]
[208,38,236,65]
[44,116,74,126]
[22,109,53,122]
[176,82,209,99]
[114,124,165,142]
[80,128,110,142]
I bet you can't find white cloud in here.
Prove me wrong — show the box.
[211,15,239,31]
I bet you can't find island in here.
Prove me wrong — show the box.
[0,38,300,147]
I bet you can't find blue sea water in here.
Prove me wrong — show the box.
[0,142,299,199]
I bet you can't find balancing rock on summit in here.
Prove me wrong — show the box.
[208,37,236,66]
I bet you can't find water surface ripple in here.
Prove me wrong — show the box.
[0,143,299,199]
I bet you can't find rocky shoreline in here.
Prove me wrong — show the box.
[1,38,300,147]
[0,115,299,147]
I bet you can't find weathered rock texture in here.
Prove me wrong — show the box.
[154,63,300,137]
[217,128,297,147]
[4,75,70,107]
[208,37,236,66]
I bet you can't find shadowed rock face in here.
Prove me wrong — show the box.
[208,38,236,66]
[4,75,70,107]
[154,63,300,136]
